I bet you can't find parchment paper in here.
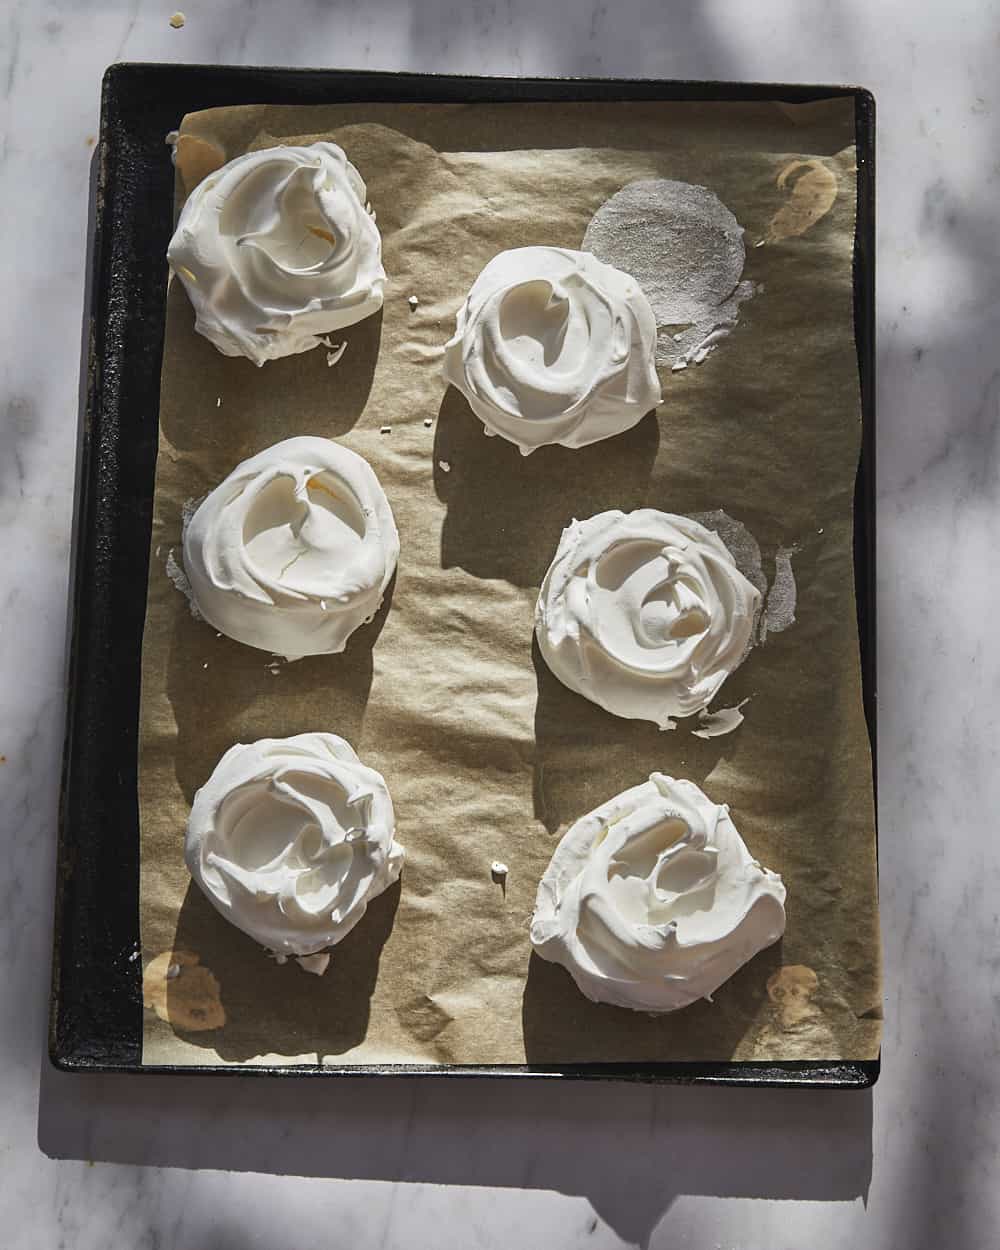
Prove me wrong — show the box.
[139,99,880,1066]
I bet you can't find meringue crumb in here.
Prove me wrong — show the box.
[216,397,222,407]
[491,861,509,896]
[128,948,140,962]
[326,342,347,367]
[296,952,331,976]
[408,295,419,309]
[202,662,208,669]
[380,425,392,435]
[438,460,452,473]
[169,11,185,28]
[423,418,434,428]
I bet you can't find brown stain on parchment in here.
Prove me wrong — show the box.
[143,949,226,1031]
[767,963,820,1026]
[766,159,838,242]
[745,963,842,1060]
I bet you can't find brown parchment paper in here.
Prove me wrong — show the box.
[139,99,880,1066]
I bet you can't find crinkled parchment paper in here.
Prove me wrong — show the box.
[139,98,879,1066]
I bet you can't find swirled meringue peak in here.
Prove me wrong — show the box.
[183,436,399,659]
[442,246,661,454]
[167,142,385,364]
[186,733,403,959]
[530,773,786,1012]
[536,509,760,729]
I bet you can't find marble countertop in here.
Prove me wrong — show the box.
[3,1,997,1246]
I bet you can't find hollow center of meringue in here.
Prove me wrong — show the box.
[224,162,337,273]
[606,812,719,924]
[590,541,711,656]
[243,471,366,588]
[639,583,710,643]
[219,770,360,892]
[498,279,582,369]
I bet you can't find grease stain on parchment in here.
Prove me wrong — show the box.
[761,545,798,641]
[583,178,755,370]
[143,949,225,1031]
[763,159,838,244]
[752,964,841,1060]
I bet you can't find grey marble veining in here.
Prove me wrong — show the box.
[2,1,999,1247]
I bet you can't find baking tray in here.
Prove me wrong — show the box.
[50,63,877,1086]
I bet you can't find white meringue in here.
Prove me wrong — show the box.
[530,773,786,1012]
[186,733,404,958]
[535,509,759,728]
[183,436,398,659]
[442,246,661,455]
[168,142,385,365]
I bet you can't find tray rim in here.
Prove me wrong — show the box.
[50,61,878,1087]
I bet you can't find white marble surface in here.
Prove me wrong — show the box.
[2,1,997,1246]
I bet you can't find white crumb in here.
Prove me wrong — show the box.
[296,952,331,976]
[692,698,750,740]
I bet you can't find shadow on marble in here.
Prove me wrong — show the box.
[38,1063,871,1246]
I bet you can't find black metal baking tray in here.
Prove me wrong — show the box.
[50,63,877,1086]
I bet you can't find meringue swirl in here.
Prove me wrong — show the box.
[536,509,760,728]
[443,246,661,455]
[183,436,399,659]
[186,733,403,958]
[530,773,786,1012]
[168,142,385,365]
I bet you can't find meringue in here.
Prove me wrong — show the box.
[183,436,398,659]
[442,246,661,455]
[535,509,759,728]
[530,773,786,1012]
[167,142,385,365]
[186,733,404,958]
